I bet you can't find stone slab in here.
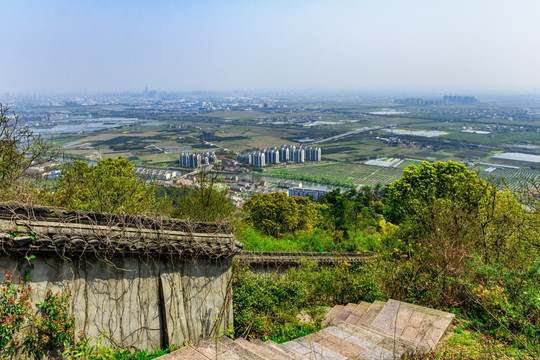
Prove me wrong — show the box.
[323,305,345,326]
[414,313,438,344]
[336,321,427,353]
[191,337,230,359]
[235,338,284,360]
[295,337,347,360]
[345,301,371,325]
[359,301,386,326]
[218,336,265,360]
[371,299,401,332]
[258,339,308,360]
[307,331,367,359]
[323,326,396,359]
[160,347,209,360]
[332,303,359,324]
[421,315,455,350]
[282,340,314,356]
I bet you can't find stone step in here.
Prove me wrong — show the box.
[306,328,385,359]
[253,339,309,360]
[322,325,397,360]
[344,301,371,325]
[332,303,359,325]
[358,300,386,326]
[322,304,345,327]
[189,337,234,359]
[219,336,266,360]
[152,299,453,360]
[156,346,209,360]
[370,299,454,350]
[336,320,428,355]
[281,337,347,359]
[234,338,287,360]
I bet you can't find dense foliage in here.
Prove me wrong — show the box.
[236,161,539,357]
[0,104,56,202]
[48,157,156,214]
[232,260,382,342]
[0,106,538,359]
[0,271,75,359]
[243,192,319,237]
[159,168,235,221]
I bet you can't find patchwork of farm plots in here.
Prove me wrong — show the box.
[478,168,540,191]
[264,160,422,187]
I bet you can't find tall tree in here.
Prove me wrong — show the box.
[170,167,235,222]
[0,104,57,201]
[52,157,155,214]
[243,192,318,238]
[385,161,490,224]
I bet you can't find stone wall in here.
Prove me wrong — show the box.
[0,253,233,350]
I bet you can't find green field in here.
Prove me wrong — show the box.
[478,168,540,191]
[45,100,540,187]
[264,161,422,187]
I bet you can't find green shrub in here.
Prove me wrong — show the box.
[0,270,76,359]
[232,260,383,342]
[456,259,540,349]
[236,224,303,252]
[0,271,33,357]
[62,333,178,359]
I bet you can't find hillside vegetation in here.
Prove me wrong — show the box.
[1,105,539,359]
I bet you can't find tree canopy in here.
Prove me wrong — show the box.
[166,168,235,222]
[385,161,490,223]
[51,157,155,214]
[243,192,318,238]
[0,104,56,200]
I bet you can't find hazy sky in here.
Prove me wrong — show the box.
[2,0,540,94]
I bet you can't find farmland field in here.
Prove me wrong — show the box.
[264,161,420,187]
[478,168,540,191]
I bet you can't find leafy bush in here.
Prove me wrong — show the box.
[232,262,322,342]
[287,261,383,305]
[235,224,304,252]
[0,271,76,359]
[63,333,178,359]
[232,260,383,342]
[0,271,33,357]
[25,290,76,358]
[456,259,540,349]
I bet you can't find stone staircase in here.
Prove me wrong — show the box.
[158,299,455,360]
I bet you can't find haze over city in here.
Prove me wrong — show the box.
[2,0,540,94]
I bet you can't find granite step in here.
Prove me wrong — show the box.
[358,300,386,326]
[322,325,397,360]
[253,339,309,360]
[282,336,348,359]
[332,303,359,325]
[369,299,454,350]
[336,320,428,355]
[218,336,266,360]
[344,301,371,325]
[322,304,346,327]
[154,300,454,360]
[234,338,288,360]
[156,346,209,360]
[189,337,234,359]
[306,328,387,359]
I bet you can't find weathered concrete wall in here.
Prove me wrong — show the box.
[0,253,232,350]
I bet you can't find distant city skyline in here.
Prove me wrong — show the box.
[2,0,540,94]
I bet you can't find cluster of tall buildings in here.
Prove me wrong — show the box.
[179,152,217,168]
[236,145,321,167]
[394,95,478,106]
[442,95,477,104]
